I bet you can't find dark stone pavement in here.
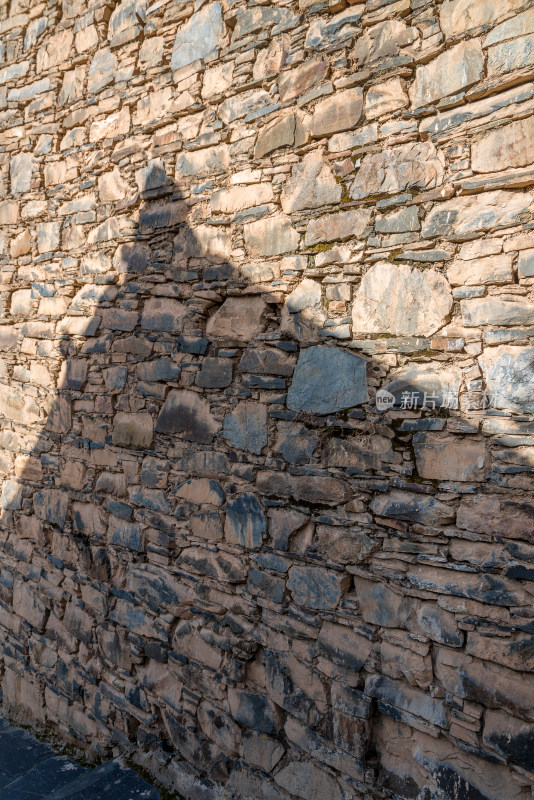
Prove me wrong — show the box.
[0,718,160,799]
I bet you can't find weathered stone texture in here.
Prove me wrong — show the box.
[352,262,453,336]
[350,142,445,199]
[0,3,533,800]
[410,40,484,108]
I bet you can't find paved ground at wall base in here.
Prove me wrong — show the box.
[0,717,160,800]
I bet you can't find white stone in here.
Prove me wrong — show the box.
[440,0,525,38]
[352,261,453,336]
[244,215,300,256]
[365,77,409,120]
[410,40,484,108]
[480,346,534,413]
[350,142,444,200]
[98,168,129,203]
[211,184,273,214]
[281,150,341,213]
[202,62,234,100]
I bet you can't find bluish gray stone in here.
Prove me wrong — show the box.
[246,568,285,603]
[129,486,172,514]
[483,710,534,772]
[136,357,180,382]
[265,650,326,724]
[47,758,160,799]
[33,489,69,529]
[257,471,351,506]
[141,457,169,488]
[242,374,285,390]
[287,565,349,610]
[370,490,455,526]
[1,480,23,511]
[196,357,233,388]
[229,689,281,735]
[223,402,268,455]
[365,674,447,728]
[170,3,224,72]
[109,516,143,551]
[232,7,288,40]
[268,508,309,551]
[305,6,364,49]
[104,500,132,520]
[126,565,182,610]
[275,761,343,800]
[141,298,185,333]
[0,60,29,84]
[61,358,88,390]
[180,547,247,583]
[287,345,368,415]
[8,78,52,102]
[415,602,464,648]
[224,493,266,549]
[354,576,413,628]
[103,365,128,391]
[275,422,318,465]
[316,621,373,672]
[238,347,295,377]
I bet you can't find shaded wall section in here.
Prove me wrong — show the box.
[0,0,534,798]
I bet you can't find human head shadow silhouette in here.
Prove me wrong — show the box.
[0,161,464,792]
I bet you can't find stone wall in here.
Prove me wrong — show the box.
[0,0,534,797]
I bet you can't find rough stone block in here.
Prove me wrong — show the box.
[350,142,444,199]
[281,150,341,213]
[229,689,282,735]
[206,297,269,344]
[223,402,268,455]
[287,565,350,610]
[224,494,266,549]
[411,40,484,108]
[413,433,486,482]
[478,345,534,414]
[275,762,342,800]
[33,489,69,530]
[171,3,224,71]
[311,88,363,137]
[155,390,220,443]
[352,262,452,336]
[112,412,154,449]
[287,345,368,414]
[370,490,455,526]
[244,214,299,255]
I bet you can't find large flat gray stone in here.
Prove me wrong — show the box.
[287,345,368,414]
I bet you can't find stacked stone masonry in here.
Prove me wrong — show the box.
[0,0,534,797]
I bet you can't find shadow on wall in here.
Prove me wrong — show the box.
[0,161,381,783]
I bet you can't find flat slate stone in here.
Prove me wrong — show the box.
[287,345,368,414]
[155,389,220,443]
[170,3,224,71]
